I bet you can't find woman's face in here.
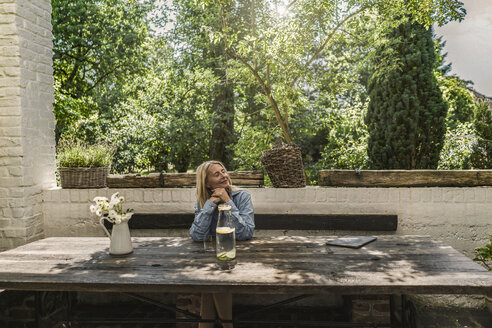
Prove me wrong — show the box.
[206,164,230,190]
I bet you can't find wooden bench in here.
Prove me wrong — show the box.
[121,213,398,231]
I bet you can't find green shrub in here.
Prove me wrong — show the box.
[57,139,114,168]
[473,234,492,272]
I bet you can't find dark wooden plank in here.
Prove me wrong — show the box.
[120,214,397,231]
[253,214,397,231]
[319,169,492,187]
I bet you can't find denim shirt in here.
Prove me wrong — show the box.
[189,190,255,242]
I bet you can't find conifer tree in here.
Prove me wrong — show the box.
[470,101,492,168]
[365,19,448,169]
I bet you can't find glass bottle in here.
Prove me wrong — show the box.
[216,204,236,261]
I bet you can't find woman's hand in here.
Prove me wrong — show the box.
[211,188,231,204]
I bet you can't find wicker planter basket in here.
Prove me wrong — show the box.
[59,167,110,189]
[261,140,306,188]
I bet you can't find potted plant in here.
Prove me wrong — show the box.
[57,139,114,188]
[473,234,492,313]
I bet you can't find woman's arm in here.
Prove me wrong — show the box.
[189,200,217,242]
[226,191,255,241]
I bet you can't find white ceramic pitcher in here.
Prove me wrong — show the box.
[100,218,133,256]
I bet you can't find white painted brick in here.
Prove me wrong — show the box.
[315,188,327,202]
[303,187,316,203]
[0,24,16,36]
[144,190,154,202]
[351,189,368,204]
[368,189,387,203]
[0,176,22,187]
[0,126,21,137]
[442,189,457,202]
[0,97,21,107]
[11,207,25,218]
[181,189,191,202]
[0,13,15,24]
[0,83,21,95]
[70,189,79,202]
[474,188,486,203]
[42,189,51,202]
[323,188,338,203]
[399,189,411,203]
[336,188,349,203]
[0,136,21,146]
[463,189,475,203]
[410,189,421,202]
[7,166,22,176]
[60,190,69,202]
[387,189,399,203]
[132,189,143,202]
[152,190,162,202]
[0,218,12,229]
[0,156,22,167]
[4,228,28,238]
[2,66,20,77]
[0,45,20,57]
[0,77,20,89]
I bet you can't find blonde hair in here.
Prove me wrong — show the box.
[196,160,233,209]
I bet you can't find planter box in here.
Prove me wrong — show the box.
[318,170,492,187]
[59,167,110,189]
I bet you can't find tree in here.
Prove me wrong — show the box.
[365,19,449,169]
[470,101,492,169]
[172,0,236,168]
[198,0,465,148]
[52,0,153,140]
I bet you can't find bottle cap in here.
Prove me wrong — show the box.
[218,204,232,211]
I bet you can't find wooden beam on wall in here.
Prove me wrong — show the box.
[318,170,492,187]
[107,171,264,188]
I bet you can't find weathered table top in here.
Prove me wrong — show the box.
[0,236,490,295]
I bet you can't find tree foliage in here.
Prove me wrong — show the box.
[197,0,465,145]
[365,19,449,169]
[470,101,492,169]
[51,0,472,177]
[52,0,153,140]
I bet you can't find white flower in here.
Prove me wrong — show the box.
[109,198,119,208]
[90,192,133,224]
[108,210,117,219]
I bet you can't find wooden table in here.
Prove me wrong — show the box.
[0,235,490,295]
[0,235,491,328]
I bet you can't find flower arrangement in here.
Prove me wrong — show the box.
[90,192,133,224]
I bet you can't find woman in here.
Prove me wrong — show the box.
[190,160,255,328]
[190,160,255,242]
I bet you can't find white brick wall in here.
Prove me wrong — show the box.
[0,0,56,251]
[43,187,492,259]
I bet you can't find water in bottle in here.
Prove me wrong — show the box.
[216,204,236,269]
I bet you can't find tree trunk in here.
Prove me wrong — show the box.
[209,43,235,168]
